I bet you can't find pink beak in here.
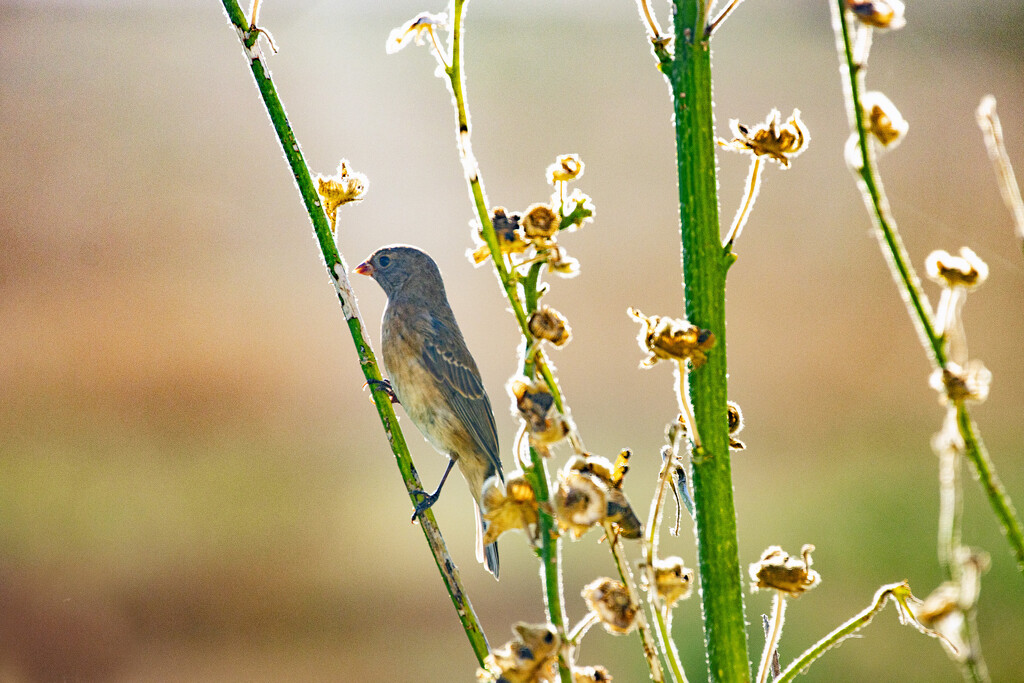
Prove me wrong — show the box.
[354,260,374,276]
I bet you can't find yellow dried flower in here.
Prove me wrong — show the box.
[641,556,695,607]
[555,470,607,539]
[930,361,992,404]
[472,207,528,264]
[628,308,716,369]
[847,0,906,30]
[478,622,560,683]
[863,91,908,148]
[385,12,447,54]
[582,578,638,635]
[727,109,809,167]
[317,160,368,232]
[925,248,988,289]
[750,544,820,597]
[481,472,539,545]
[522,203,560,241]
[546,245,580,278]
[528,306,572,347]
[547,154,584,184]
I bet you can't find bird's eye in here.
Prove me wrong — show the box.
[378,255,391,267]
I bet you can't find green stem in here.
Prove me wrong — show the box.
[832,0,1024,574]
[666,2,751,680]
[220,0,489,663]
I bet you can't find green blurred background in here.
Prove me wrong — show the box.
[1,1,1022,681]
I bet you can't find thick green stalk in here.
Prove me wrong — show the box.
[831,0,1024,574]
[220,0,489,663]
[667,2,751,681]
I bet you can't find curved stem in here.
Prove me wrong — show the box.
[832,0,1024,574]
[220,0,489,663]
[755,595,786,683]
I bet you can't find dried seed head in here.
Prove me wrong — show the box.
[510,378,569,451]
[628,308,716,369]
[862,91,909,148]
[386,12,448,54]
[572,665,613,683]
[566,454,616,486]
[528,306,572,347]
[929,361,992,404]
[750,544,821,597]
[563,454,640,537]
[605,486,643,540]
[641,556,695,607]
[317,161,369,231]
[847,0,906,30]
[727,401,745,450]
[481,471,540,545]
[547,154,585,184]
[582,578,638,634]
[727,109,809,167]
[925,248,989,289]
[547,245,580,278]
[472,207,528,264]
[522,203,560,241]
[477,622,560,683]
[555,470,607,539]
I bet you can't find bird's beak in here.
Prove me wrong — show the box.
[354,260,374,277]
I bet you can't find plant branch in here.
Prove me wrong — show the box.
[831,0,1024,574]
[220,0,489,663]
[664,1,751,679]
[976,95,1024,255]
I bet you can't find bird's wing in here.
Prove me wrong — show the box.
[420,316,502,479]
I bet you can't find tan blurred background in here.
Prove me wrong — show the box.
[1,1,1022,681]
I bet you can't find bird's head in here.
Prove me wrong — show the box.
[355,245,445,300]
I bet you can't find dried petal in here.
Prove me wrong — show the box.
[547,154,584,184]
[925,248,988,289]
[386,12,447,54]
[481,472,539,545]
[750,544,821,597]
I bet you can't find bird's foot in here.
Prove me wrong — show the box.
[409,489,440,521]
[364,378,399,404]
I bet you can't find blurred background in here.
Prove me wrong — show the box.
[1,0,1022,681]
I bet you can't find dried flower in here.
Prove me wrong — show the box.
[726,401,745,450]
[727,109,809,167]
[510,378,569,453]
[847,0,906,30]
[930,361,992,404]
[547,154,584,184]
[471,207,528,264]
[386,12,447,54]
[555,470,607,539]
[528,306,572,347]
[573,666,612,683]
[925,247,988,290]
[317,161,368,232]
[641,556,695,607]
[478,622,560,683]
[564,454,642,539]
[522,204,560,241]
[582,578,638,634]
[913,551,989,661]
[750,544,820,597]
[861,91,908,148]
[481,471,539,545]
[546,245,580,278]
[629,308,716,369]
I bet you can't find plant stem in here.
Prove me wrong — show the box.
[604,522,667,683]
[219,0,489,663]
[666,2,751,680]
[755,594,785,683]
[831,0,1024,574]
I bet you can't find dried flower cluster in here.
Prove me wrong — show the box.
[554,455,642,540]
[582,578,638,635]
[628,308,716,369]
[316,160,369,232]
[478,622,560,683]
[750,544,820,597]
[510,378,570,456]
[724,109,809,168]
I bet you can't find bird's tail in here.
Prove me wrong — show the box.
[474,503,499,580]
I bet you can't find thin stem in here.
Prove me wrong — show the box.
[707,0,746,36]
[220,0,490,664]
[567,612,600,645]
[723,156,763,248]
[755,595,786,683]
[637,0,666,40]
[604,522,667,683]
[936,409,963,580]
[832,0,1024,574]
[976,96,1024,255]
[666,1,751,679]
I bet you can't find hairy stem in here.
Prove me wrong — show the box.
[220,0,489,663]
[832,0,1024,574]
[666,1,751,680]
[755,595,785,683]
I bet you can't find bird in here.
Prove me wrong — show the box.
[355,245,504,578]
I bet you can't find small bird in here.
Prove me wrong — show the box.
[355,245,504,578]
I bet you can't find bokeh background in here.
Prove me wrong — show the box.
[1,1,1022,681]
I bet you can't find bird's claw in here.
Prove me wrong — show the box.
[409,489,440,521]
[365,378,399,404]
